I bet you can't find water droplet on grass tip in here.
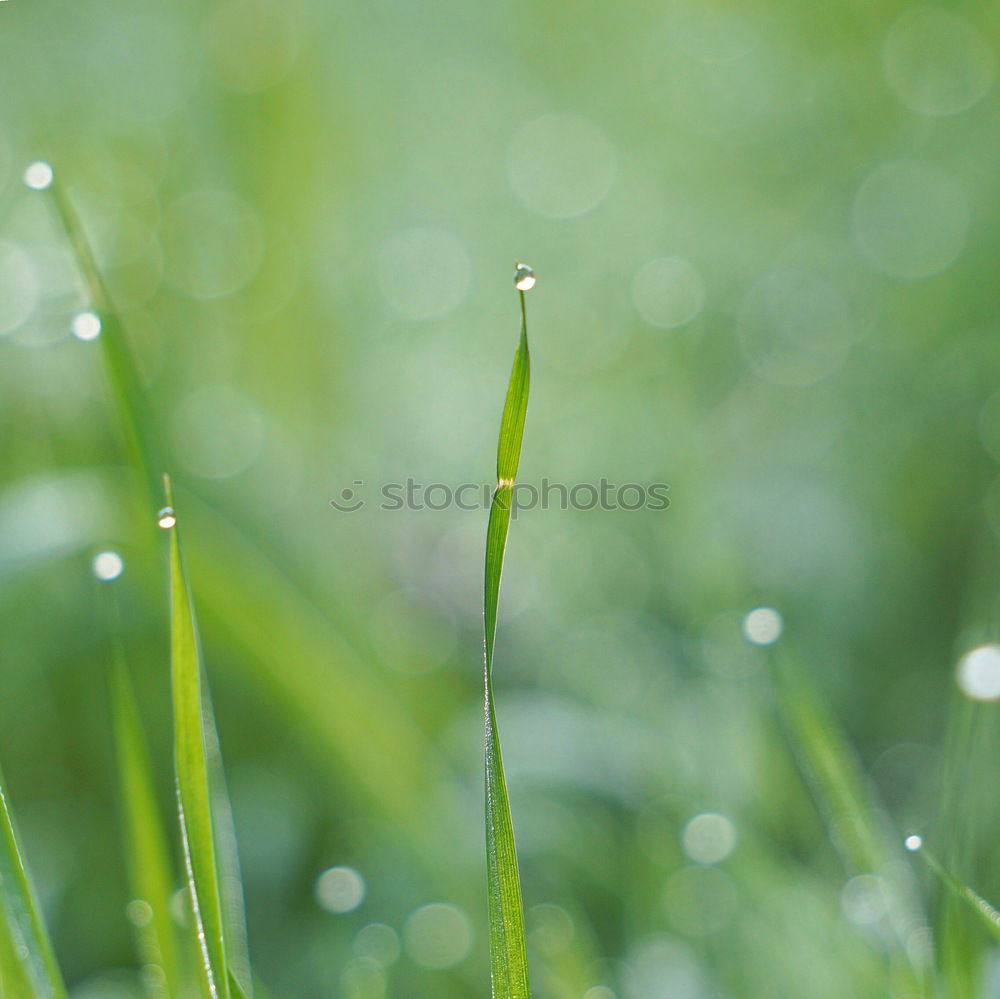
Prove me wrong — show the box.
[904,834,922,852]
[72,311,102,341]
[23,161,54,190]
[157,506,176,529]
[514,262,536,291]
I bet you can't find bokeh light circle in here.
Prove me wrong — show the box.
[883,6,994,116]
[632,257,705,328]
[506,113,617,219]
[852,161,969,280]
[403,903,471,969]
[956,644,1000,701]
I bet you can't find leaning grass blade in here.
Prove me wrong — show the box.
[0,769,67,999]
[109,631,181,998]
[165,476,230,999]
[44,173,163,497]
[482,270,533,999]
[769,644,929,994]
[912,843,1000,944]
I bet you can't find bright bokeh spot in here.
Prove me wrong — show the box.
[91,550,124,581]
[904,834,923,852]
[315,866,366,914]
[682,812,737,864]
[72,311,102,342]
[742,607,783,646]
[956,644,1000,701]
[23,161,54,190]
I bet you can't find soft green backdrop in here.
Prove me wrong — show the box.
[2,0,1000,996]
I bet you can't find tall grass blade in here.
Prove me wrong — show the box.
[45,174,162,497]
[109,632,181,997]
[0,769,67,999]
[164,475,230,999]
[482,270,533,999]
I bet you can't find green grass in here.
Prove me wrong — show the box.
[3,164,1000,999]
[481,266,534,999]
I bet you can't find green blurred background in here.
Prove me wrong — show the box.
[3,0,1000,995]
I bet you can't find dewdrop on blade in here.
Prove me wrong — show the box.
[514,262,536,291]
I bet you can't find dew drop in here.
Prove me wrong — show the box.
[72,311,102,341]
[23,161,54,191]
[514,262,536,291]
[157,506,177,529]
[904,834,923,852]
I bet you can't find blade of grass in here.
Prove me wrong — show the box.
[43,170,163,499]
[0,768,67,999]
[109,624,181,998]
[769,643,929,995]
[914,842,1000,943]
[482,267,534,999]
[164,475,230,999]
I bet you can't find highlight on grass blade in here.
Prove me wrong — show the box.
[162,474,231,999]
[482,263,535,999]
[0,766,67,999]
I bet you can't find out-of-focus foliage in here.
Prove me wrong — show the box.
[2,0,1000,996]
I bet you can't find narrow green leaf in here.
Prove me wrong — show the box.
[769,644,929,994]
[482,274,533,999]
[45,173,163,498]
[915,843,1000,944]
[0,768,67,999]
[165,476,231,999]
[109,636,181,997]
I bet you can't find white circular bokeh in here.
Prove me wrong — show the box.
[632,257,705,328]
[315,866,366,914]
[507,113,617,219]
[851,161,969,280]
[956,644,1000,701]
[92,550,125,581]
[682,812,737,865]
[742,607,783,646]
[883,6,994,117]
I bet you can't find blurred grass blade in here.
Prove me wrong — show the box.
[770,644,928,992]
[204,697,253,998]
[917,844,1000,943]
[165,476,231,999]
[109,632,181,998]
[0,769,67,999]
[482,275,532,999]
[46,174,162,497]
